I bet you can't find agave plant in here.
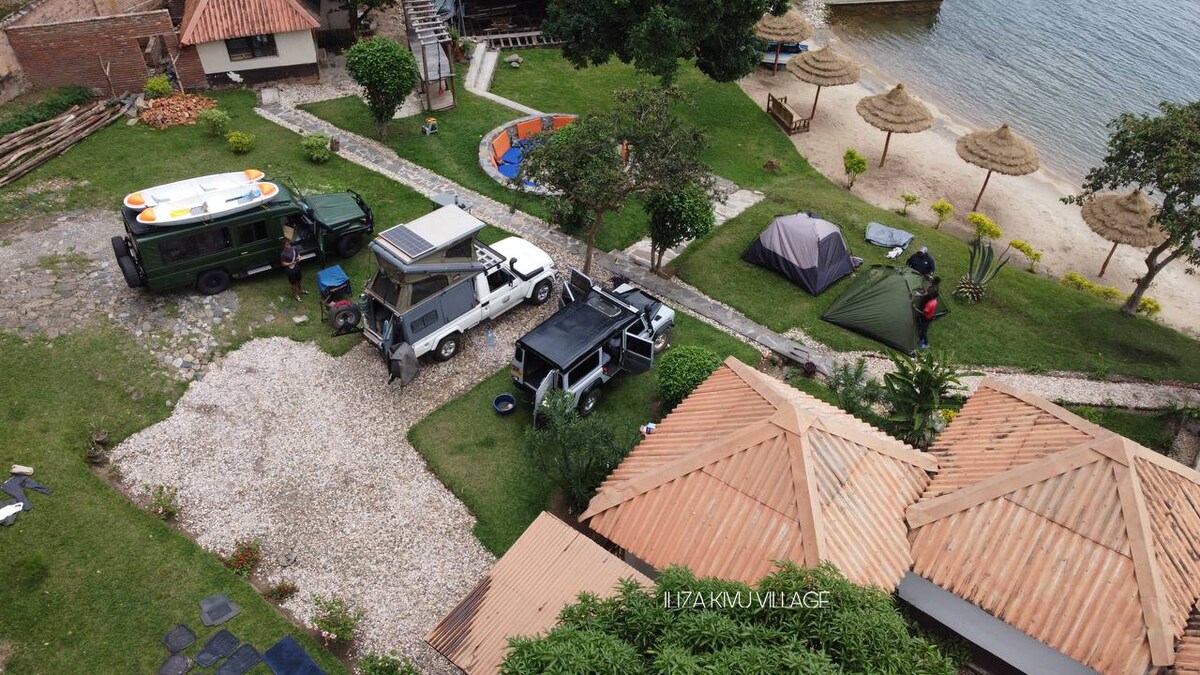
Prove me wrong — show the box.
[954,238,1011,302]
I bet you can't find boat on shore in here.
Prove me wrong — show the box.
[123,169,265,211]
[136,182,279,226]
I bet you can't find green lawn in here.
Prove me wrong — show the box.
[0,330,346,674]
[300,82,649,252]
[408,314,760,556]
[489,50,1200,383]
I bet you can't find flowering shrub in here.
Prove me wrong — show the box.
[1060,272,1161,316]
[966,211,1002,241]
[223,538,262,577]
[899,192,920,215]
[940,409,958,425]
[930,199,955,228]
[358,652,418,675]
[264,580,299,603]
[312,594,364,646]
[1008,239,1043,271]
[145,484,178,521]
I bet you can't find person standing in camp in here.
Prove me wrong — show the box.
[914,278,940,350]
[906,246,936,277]
[281,240,307,302]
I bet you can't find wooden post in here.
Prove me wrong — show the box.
[879,131,893,167]
[809,85,822,119]
[1099,241,1120,277]
[971,169,993,211]
[773,43,781,75]
[98,57,115,99]
[419,43,431,110]
[169,47,185,95]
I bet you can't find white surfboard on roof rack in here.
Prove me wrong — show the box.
[136,182,280,227]
[123,169,265,211]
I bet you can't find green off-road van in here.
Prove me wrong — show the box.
[112,183,374,295]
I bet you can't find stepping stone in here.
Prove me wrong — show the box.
[217,644,261,675]
[162,624,197,653]
[157,653,191,675]
[197,629,240,668]
[199,593,241,627]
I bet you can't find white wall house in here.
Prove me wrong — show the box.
[180,0,320,85]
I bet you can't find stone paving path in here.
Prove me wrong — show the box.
[256,104,1200,408]
[624,178,766,269]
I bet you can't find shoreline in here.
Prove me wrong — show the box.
[739,21,1200,338]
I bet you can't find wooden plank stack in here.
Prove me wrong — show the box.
[0,96,134,189]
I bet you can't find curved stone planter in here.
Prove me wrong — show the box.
[478,112,577,196]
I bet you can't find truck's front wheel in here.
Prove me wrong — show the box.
[579,387,601,416]
[336,233,363,258]
[528,279,553,306]
[433,333,461,362]
[196,268,231,295]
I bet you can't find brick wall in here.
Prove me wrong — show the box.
[6,10,205,95]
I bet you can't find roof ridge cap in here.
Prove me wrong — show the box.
[1115,458,1175,664]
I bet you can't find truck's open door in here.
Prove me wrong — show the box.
[620,331,655,374]
[562,267,594,306]
[533,369,561,411]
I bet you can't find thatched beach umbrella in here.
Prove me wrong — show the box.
[855,83,934,166]
[956,123,1040,211]
[787,46,860,119]
[1081,189,1164,277]
[756,9,813,75]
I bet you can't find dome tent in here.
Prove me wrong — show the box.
[821,265,947,354]
[742,212,855,295]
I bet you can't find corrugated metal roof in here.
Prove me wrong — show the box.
[907,381,1200,675]
[425,513,651,675]
[922,378,1108,500]
[582,357,935,589]
[180,0,319,45]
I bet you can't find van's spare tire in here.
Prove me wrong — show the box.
[111,235,130,260]
[116,255,142,288]
[330,303,362,329]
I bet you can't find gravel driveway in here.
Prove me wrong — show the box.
[112,287,559,670]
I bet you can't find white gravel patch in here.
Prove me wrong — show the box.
[112,285,559,670]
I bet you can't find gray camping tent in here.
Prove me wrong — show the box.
[742,213,855,295]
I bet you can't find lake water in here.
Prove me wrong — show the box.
[819,0,1200,181]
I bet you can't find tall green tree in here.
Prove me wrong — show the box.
[1063,101,1200,315]
[645,182,715,273]
[520,87,712,273]
[344,37,419,140]
[337,0,398,38]
[500,563,965,674]
[543,0,771,85]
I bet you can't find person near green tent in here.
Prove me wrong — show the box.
[906,246,935,277]
[913,277,941,350]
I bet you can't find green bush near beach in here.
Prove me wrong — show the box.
[487,49,1200,383]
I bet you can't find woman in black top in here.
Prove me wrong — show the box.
[281,240,307,302]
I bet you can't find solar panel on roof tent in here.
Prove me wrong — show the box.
[381,225,436,259]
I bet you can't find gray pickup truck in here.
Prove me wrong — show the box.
[511,268,675,415]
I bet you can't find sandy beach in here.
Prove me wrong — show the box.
[738,41,1200,338]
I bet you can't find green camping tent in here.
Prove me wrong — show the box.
[820,265,946,353]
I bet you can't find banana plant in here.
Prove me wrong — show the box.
[884,351,973,448]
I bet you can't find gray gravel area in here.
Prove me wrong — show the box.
[112,281,560,669]
[0,207,235,379]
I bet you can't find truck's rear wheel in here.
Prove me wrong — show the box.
[116,255,142,288]
[336,233,363,258]
[433,333,461,362]
[528,279,553,306]
[196,268,231,295]
[579,387,601,416]
[111,235,131,260]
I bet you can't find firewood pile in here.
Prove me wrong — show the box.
[0,96,135,189]
[138,94,217,129]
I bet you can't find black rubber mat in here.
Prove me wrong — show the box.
[263,635,325,675]
[199,593,241,627]
[216,643,261,675]
[157,653,191,675]
[162,624,197,653]
[196,629,240,668]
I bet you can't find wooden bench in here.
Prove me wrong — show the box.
[766,93,810,135]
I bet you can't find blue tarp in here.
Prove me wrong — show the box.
[316,265,349,295]
[864,221,915,249]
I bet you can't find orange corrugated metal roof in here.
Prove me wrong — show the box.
[922,378,1109,500]
[179,0,319,45]
[908,382,1200,675]
[425,512,651,675]
[582,357,936,589]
